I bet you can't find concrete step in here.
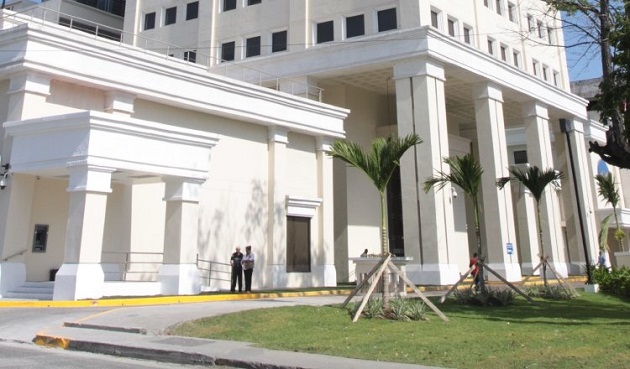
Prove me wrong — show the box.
[4,282,54,300]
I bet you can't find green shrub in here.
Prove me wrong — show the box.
[345,296,427,321]
[595,267,630,298]
[525,284,579,299]
[451,287,516,306]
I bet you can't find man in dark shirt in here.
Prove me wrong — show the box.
[230,246,243,293]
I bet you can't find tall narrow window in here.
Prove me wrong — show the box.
[377,8,397,32]
[223,0,236,11]
[431,10,439,28]
[527,15,535,32]
[346,14,365,38]
[513,50,521,68]
[246,36,261,57]
[32,224,49,253]
[287,216,311,273]
[508,3,517,22]
[500,45,508,61]
[186,1,199,20]
[547,26,555,44]
[463,26,472,44]
[487,38,495,55]
[496,0,502,15]
[537,21,545,38]
[387,168,404,256]
[553,71,560,87]
[448,18,456,36]
[316,20,334,44]
[221,41,235,62]
[144,12,156,30]
[532,60,540,76]
[164,6,177,26]
[272,30,287,52]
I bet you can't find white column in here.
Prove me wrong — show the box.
[266,127,288,288]
[394,59,459,285]
[473,83,521,281]
[523,102,567,277]
[53,164,113,300]
[158,178,204,295]
[513,185,540,275]
[314,137,336,286]
[556,119,599,274]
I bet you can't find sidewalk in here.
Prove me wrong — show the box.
[0,291,446,369]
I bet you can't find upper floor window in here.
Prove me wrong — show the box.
[248,0,261,5]
[448,18,456,36]
[495,0,502,15]
[224,0,236,11]
[532,60,540,76]
[547,26,555,44]
[272,30,288,52]
[144,12,156,30]
[431,10,439,29]
[484,0,489,8]
[463,25,472,44]
[487,38,495,55]
[514,150,528,164]
[317,20,334,44]
[500,44,508,62]
[246,36,261,57]
[221,41,236,62]
[346,14,365,38]
[164,6,177,26]
[186,2,199,20]
[508,2,517,22]
[184,50,197,63]
[542,65,550,81]
[377,8,397,32]
[513,50,521,68]
[553,71,561,87]
[537,21,545,39]
[527,15,535,32]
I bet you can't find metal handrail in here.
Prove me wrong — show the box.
[101,251,163,281]
[0,6,324,101]
[197,254,231,286]
[2,248,27,262]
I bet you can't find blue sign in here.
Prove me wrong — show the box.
[506,243,514,255]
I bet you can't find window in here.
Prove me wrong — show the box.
[32,224,49,253]
[487,38,495,55]
[246,36,261,57]
[223,0,236,11]
[346,14,365,38]
[221,41,235,62]
[553,71,560,87]
[448,18,456,36]
[514,150,528,164]
[542,65,549,81]
[508,2,517,22]
[547,26,555,44]
[186,2,199,20]
[527,15,535,32]
[247,0,261,4]
[463,26,472,44]
[513,50,521,68]
[431,10,439,28]
[500,44,508,61]
[496,0,502,15]
[537,21,545,39]
[286,216,311,273]
[184,50,197,63]
[532,60,540,76]
[272,30,287,52]
[377,8,397,32]
[164,6,177,26]
[484,0,489,7]
[316,20,334,44]
[144,12,156,30]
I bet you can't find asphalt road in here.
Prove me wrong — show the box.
[0,340,235,368]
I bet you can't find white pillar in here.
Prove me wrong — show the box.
[53,165,113,300]
[473,82,521,281]
[394,59,459,285]
[266,127,288,288]
[315,137,336,286]
[158,178,204,295]
[556,119,599,274]
[523,102,567,277]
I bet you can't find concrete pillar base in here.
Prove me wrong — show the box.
[486,262,522,282]
[53,263,104,300]
[406,263,461,285]
[0,262,26,297]
[520,262,540,276]
[159,264,200,295]
[312,264,337,287]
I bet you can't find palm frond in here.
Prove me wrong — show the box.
[497,166,563,203]
[423,154,483,199]
[595,173,620,208]
[599,214,614,251]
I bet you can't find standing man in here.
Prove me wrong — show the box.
[242,245,255,293]
[230,246,243,293]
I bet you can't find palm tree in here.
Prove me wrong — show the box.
[595,173,625,252]
[497,166,563,288]
[329,134,422,304]
[423,154,486,291]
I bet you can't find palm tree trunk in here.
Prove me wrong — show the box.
[380,191,390,306]
[613,207,624,252]
[472,197,486,294]
[536,203,548,288]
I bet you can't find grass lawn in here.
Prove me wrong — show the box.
[170,292,630,369]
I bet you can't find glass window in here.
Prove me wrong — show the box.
[513,50,521,68]
[248,0,262,5]
[316,20,334,44]
[514,150,528,164]
[184,50,197,63]
[508,3,517,22]
[537,21,545,38]
[272,30,287,52]
[286,216,311,273]
[496,0,502,15]
[164,6,177,26]
[221,41,235,61]
[377,8,397,32]
[246,36,261,57]
[448,19,456,36]
[501,45,508,61]
[224,0,236,11]
[487,38,495,55]
[32,224,49,253]
[186,2,199,20]
[144,12,156,30]
[431,11,439,28]
[463,26,472,44]
[346,14,365,38]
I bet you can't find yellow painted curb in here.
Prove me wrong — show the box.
[0,289,352,308]
[33,334,71,349]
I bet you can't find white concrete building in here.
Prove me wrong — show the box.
[0,0,627,299]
